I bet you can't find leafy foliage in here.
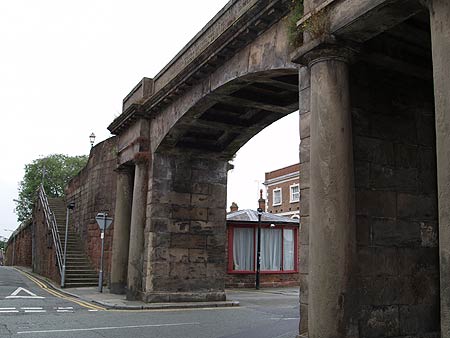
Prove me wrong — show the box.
[288,0,304,47]
[15,154,88,222]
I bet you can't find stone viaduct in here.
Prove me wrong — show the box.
[106,0,450,337]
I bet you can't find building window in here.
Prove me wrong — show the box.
[290,184,299,203]
[228,225,297,273]
[273,188,282,206]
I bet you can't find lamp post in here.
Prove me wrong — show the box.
[256,207,263,290]
[61,202,75,288]
[89,133,96,148]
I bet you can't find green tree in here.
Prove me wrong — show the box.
[15,154,88,222]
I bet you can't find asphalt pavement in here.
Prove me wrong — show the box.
[0,266,300,338]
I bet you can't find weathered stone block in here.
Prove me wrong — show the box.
[190,221,214,234]
[399,304,439,335]
[172,206,208,221]
[354,137,395,166]
[299,88,310,115]
[299,274,308,303]
[158,192,191,206]
[299,67,310,90]
[356,215,370,246]
[191,182,210,195]
[300,137,310,164]
[355,161,370,189]
[207,208,226,222]
[395,143,418,168]
[169,248,189,263]
[358,247,398,276]
[352,107,370,136]
[369,164,396,190]
[356,191,396,217]
[299,163,310,189]
[397,248,439,276]
[300,111,310,139]
[170,234,207,249]
[300,188,309,217]
[360,306,400,338]
[372,218,421,247]
[420,221,438,247]
[299,244,309,273]
[167,220,190,233]
[300,216,309,245]
[397,193,437,220]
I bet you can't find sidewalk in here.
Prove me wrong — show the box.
[17,266,298,311]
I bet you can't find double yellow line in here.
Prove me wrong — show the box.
[17,268,106,311]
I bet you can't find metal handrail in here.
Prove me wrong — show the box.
[37,184,63,277]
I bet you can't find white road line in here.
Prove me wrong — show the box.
[21,307,43,310]
[17,322,201,334]
[24,310,46,313]
[56,310,73,313]
[270,317,300,321]
[0,308,16,310]
[57,307,73,310]
[0,310,19,313]
[88,310,98,312]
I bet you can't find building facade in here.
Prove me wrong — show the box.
[264,163,300,219]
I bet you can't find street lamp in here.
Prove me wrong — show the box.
[61,202,75,288]
[89,133,96,148]
[256,207,263,290]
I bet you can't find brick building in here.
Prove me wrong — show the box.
[263,163,300,219]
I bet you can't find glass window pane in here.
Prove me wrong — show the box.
[260,228,282,271]
[233,228,254,271]
[283,229,295,271]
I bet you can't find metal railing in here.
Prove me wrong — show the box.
[38,184,63,277]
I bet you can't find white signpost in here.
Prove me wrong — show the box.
[95,212,113,293]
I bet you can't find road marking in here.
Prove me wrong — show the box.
[88,309,98,312]
[270,317,300,321]
[6,287,45,299]
[21,307,43,310]
[0,307,16,310]
[57,307,73,310]
[24,310,46,313]
[15,269,105,311]
[0,310,19,313]
[56,310,73,313]
[17,322,201,334]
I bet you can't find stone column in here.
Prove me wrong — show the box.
[307,48,356,338]
[429,1,450,336]
[127,160,148,300]
[110,167,133,294]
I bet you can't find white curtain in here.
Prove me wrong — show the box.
[233,228,254,271]
[283,229,295,271]
[260,228,281,271]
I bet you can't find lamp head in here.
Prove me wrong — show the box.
[89,133,96,147]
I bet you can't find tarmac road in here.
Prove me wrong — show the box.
[0,266,299,338]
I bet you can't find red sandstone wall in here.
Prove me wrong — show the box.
[65,137,118,285]
[33,200,60,283]
[5,221,32,268]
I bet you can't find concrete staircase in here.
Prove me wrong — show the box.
[47,198,99,288]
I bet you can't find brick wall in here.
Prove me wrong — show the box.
[66,137,118,285]
[265,164,300,217]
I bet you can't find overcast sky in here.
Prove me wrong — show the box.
[0,0,299,239]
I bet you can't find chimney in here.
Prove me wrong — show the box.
[258,189,266,211]
[230,202,239,212]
